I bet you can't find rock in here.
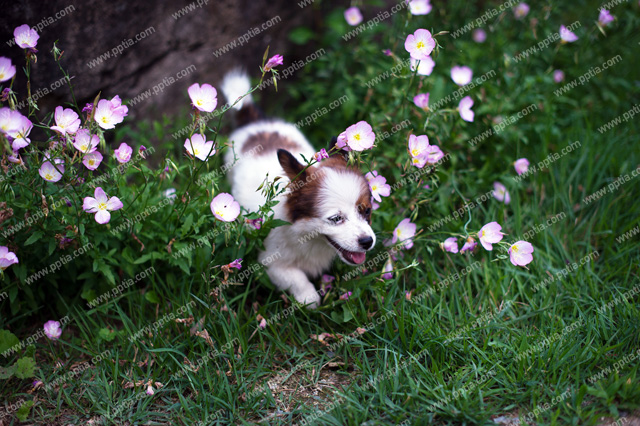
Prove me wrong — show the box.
[1,0,317,119]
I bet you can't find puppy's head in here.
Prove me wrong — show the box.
[277,141,376,265]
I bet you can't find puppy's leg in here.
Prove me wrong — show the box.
[266,265,321,308]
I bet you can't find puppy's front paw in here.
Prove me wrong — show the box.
[293,287,321,309]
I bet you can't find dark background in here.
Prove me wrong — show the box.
[0,0,335,120]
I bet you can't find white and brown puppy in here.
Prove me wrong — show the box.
[221,71,376,308]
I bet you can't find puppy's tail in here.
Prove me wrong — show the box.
[221,70,263,127]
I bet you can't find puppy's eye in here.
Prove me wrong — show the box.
[328,214,344,224]
[364,207,371,216]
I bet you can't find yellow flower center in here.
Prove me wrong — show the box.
[0,73,5,80]
[354,134,361,141]
[481,230,486,237]
[44,173,53,180]
[411,149,419,157]
[88,159,95,166]
[417,41,425,49]
[512,244,519,253]
[194,148,200,155]
[372,185,378,191]
[80,144,88,151]
[101,116,109,124]
[216,210,223,217]
[196,99,203,106]
[98,202,107,211]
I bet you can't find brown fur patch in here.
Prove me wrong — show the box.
[284,166,324,222]
[242,132,301,155]
[356,182,373,224]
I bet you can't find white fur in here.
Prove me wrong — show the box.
[220,69,253,110]
[222,72,375,308]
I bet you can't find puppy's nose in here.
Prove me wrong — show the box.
[358,236,374,250]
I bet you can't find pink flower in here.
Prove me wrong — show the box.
[513,3,530,19]
[248,218,263,229]
[2,111,33,151]
[94,99,126,129]
[335,132,350,151]
[8,152,22,164]
[72,129,99,153]
[460,237,477,253]
[492,182,511,204]
[264,54,284,72]
[425,145,445,165]
[553,70,565,83]
[367,171,391,202]
[43,320,62,340]
[14,24,39,49]
[598,9,614,27]
[83,151,103,170]
[258,318,267,329]
[83,187,124,224]
[382,258,393,279]
[413,93,429,110]
[146,385,155,396]
[0,57,16,83]
[184,133,216,161]
[344,7,363,25]
[340,291,352,301]
[313,148,329,162]
[188,83,218,113]
[410,57,436,76]
[560,25,578,43]
[50,106,81,136]
[478,221,504,251]
[344,121,375,151]
[210,193,240,222]
[109,95,129,117]
[322,274,335,284]
[408,0,432,15]
[228,258,242,270]
[114,142,133,163]
[458,96,475,122]
[392,218,417,249]
[0,246,18,271]
[39,161,64,182]
[514,158,529,175]
[443,237,459,253]
[508,241,534,266]
[404,29,436,60]
[472,29,487,43]
[408,134,430,168]
[451,66,473,86]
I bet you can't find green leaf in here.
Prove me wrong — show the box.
[98,328,117,342]
[145,290,161,304]
[181,214,194,234]
[24,231,44,246]
[0,364,16,379]
[16,400,34,421]
[14,357,36,379]
[342,305,353,323]
[98,264,116,285]
[288,27,314,45]
[0,329,20,354]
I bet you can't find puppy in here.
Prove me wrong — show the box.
[221,71,376,308]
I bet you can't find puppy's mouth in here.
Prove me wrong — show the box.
[326,237,366,265]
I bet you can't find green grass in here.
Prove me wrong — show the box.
[2,0,640,425]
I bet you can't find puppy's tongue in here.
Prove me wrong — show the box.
[345,251,366,265]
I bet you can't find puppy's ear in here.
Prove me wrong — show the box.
[328,136,348,163]
[278,149,306,181]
